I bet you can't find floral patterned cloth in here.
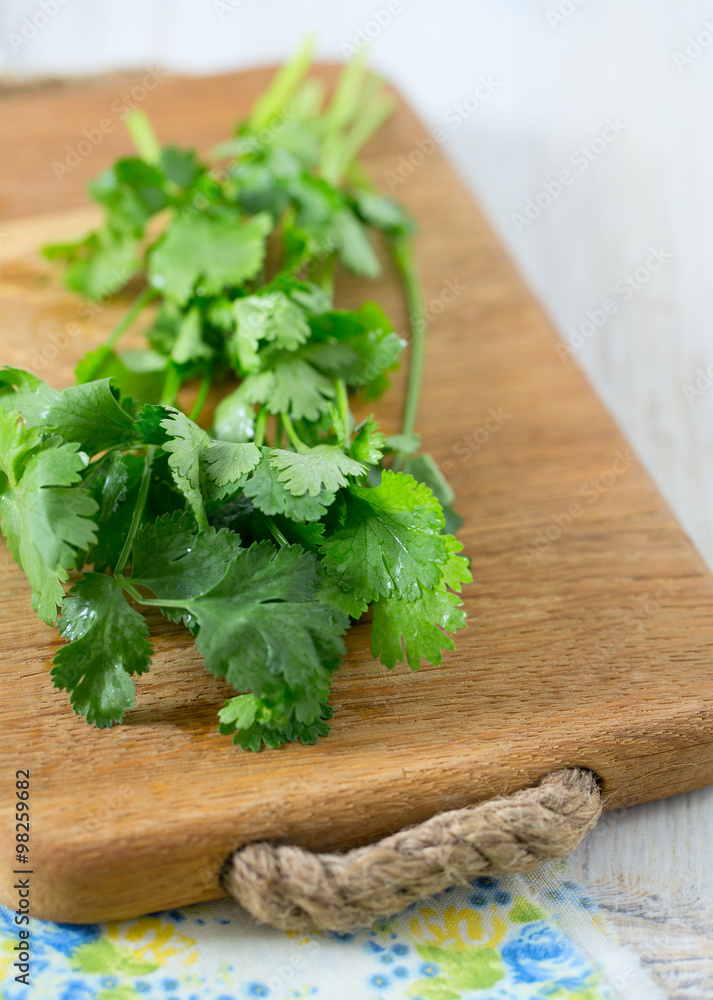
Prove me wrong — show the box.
[0,862,663,1000]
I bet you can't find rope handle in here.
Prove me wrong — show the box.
[221,768,602,932]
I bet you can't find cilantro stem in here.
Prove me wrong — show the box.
[106,287,158,350]
[265,518,289,547]
[332,88,395,184]
[335,378,350,447]
[188,370,212,422]
[390,234,426,465]
[254,405,268,448]
[114,445,156,576]
[121,589,184,609]
[281,412,306,453]
[316,253,335,294]
[125,109,162,165]
[274,415,285,450]
[249,37,314,131]
[160,367,182,406]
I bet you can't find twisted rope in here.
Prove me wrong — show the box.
[222,768,602,932]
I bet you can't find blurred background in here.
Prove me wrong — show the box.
[2,1,713,993]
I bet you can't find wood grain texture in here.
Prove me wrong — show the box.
[2,66,713,925]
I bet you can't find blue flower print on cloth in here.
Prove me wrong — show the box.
[0,862,665,999]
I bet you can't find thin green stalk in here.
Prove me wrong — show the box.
[106,287,158,350]
[316,252,335,294]
[249,37,314,131]
[331,88,394,184]
[281,412,306,452]
[254,405,268,448]
[114,445,156,576]
[274,415,285,450]
[390,235,426,465]
[160,367,183,406]
[188,370,212,422]
[121,587,183,609]
[335,378,350,447]
[265,518,289,547]
[125,109,162,165]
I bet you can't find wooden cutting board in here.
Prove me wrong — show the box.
[2,66,713,925]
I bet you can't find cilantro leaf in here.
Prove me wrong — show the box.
[0,412,98,623]
[171,307,213,365]
[174,543,348,722]
[148,210,272,305]
[383,432,421,455]
[244,448,335,521]
[404,452,462,534]
[319,470,448,601]
[316,574,367,620]
[438,534,472,592]
[130,512,242,600]
[202,439,261,501]
[84,452,129,521]
[352,189,416,238]
[269,445,366,497]
[0,367,57,419]
[306,303,404,391]
[160,410,210,525]
[211,387,255,443]
[230,291,310,372]
[52,573,152,727]
[331,207,381,277]
[90,157,168,233]
[240,358,335,421]
[0,369,140,457]
[351,416,385,465]
[371,588,466,670]
[84,452,144,573]
[218,693,333,751]
[160,409,260,522]
[45,229,141,300]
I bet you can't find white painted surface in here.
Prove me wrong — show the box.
[2,1,713,994]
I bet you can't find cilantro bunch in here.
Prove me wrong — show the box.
[0,44,471,750]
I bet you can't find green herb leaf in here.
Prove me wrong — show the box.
[269,445,366,497]
[404,452,462,534]
[0,412,98,623]
[244,447,335,522]
[52,573,152,726]
[241,358,335,421]
[319,470,448,602]
[175,543,348,723]
[130,511,242,600]
[371,588,467,670]
[148,210,272,305]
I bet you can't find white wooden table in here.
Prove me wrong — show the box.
[2,0,712,993]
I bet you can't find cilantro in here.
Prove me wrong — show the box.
[219,694,333,751]
[269,445,366,496]
[0,411,98,623]
[404,452,463,534]
[152,543,348,727]
[130,512,242,600]
[160,409,260,524]
[371,588,466,670]
[148,210,272,305]
[351,416,386,465]
[6,48,470,749]
[52,573,152,726]
[319,470,448,601]
[229,291,311,372]
[241,358,336,421]
[244,448,335,522]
